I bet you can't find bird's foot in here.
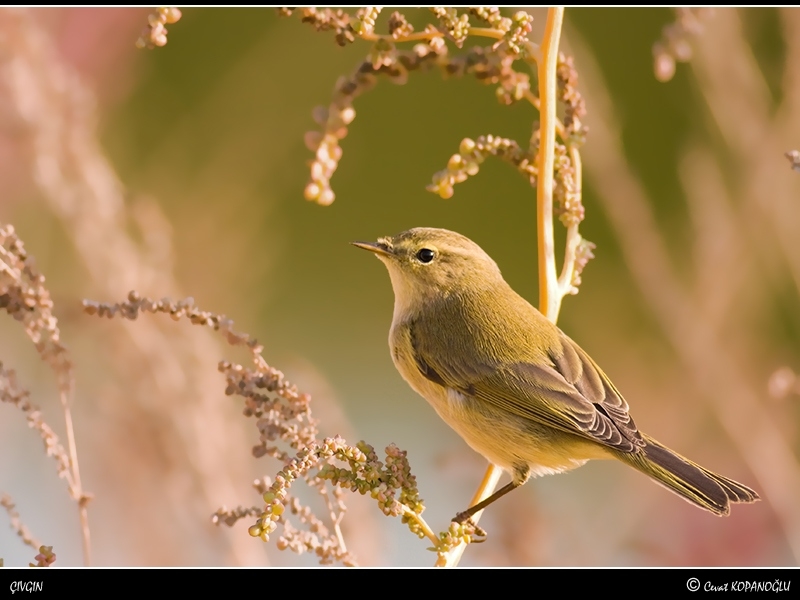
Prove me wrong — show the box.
[452,513,487,542]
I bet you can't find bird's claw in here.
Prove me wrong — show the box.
[452,513,488,541]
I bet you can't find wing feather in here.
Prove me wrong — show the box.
[410,320,643,453]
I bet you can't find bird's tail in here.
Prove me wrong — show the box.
[618,434,760,515]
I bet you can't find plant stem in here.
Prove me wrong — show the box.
[62,394,91,566]
[436,6,567,569]
[536,6,565,323]
[434,464,503,567]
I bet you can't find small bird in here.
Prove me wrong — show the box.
[353,227,759,524]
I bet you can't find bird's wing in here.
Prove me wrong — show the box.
[410,324,644,454]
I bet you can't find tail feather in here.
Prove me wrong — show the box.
[619,434,760,515]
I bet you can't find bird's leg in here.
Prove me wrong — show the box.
[453,481,520,524]
[461,520,488,542]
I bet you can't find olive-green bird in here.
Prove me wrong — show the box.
[353,227,759,523]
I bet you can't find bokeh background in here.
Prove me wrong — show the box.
[1,7,799,566]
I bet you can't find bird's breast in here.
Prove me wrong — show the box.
[389,321,447,405]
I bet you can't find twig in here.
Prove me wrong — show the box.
[536,7,565,323]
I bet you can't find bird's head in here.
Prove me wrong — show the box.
[352,227,503,316]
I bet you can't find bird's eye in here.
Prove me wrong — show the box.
[416,248,436,263]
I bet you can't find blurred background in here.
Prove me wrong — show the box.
[0,7,798,566]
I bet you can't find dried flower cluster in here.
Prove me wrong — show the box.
[302,41,443,205]
[352,7,382,37]
[30,545,56,567]
[290,7,592,292]
[302,38,540,205]
[1,493,43,556]
[469,7,534,56]
[84,292,353,564]
[136,6,182,49]
[282,7,357,47]
[570,238,596,295]
[445,45,533,106]
[428,135,536,199]
[287,8,545,207]
[387,11,414,40]
[85,291,480,565]
[0,224,73,396]
[556,53,587,142]
[652,8,714,82]
[431,7,471,48]
[553,142,582,227]
[0,363,73,491]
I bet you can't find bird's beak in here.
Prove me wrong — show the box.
[351,240,393,257]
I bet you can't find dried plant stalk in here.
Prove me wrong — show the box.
[0,8,259,566]
[1,493,42,553]
[0,223,91,565]
[85,291,487,565]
